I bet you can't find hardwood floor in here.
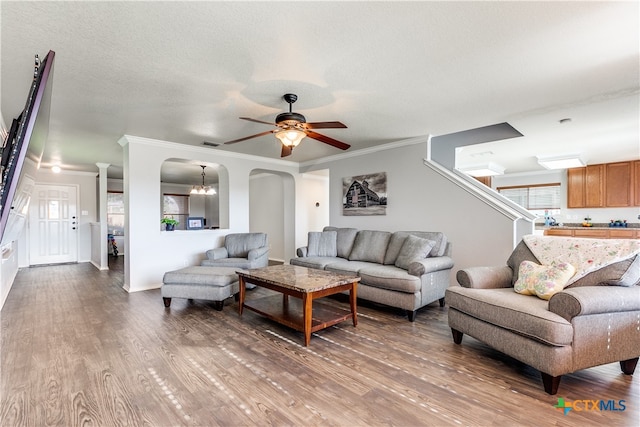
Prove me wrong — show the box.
[1,259,637,426]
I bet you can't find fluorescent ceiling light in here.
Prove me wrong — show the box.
[537,154,585,170]
[459,162,505,177]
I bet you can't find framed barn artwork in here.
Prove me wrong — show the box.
[342,172,387,216]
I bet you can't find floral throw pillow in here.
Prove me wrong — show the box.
[514,260,576,300]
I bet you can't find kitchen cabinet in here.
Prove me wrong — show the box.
[567,168,585,208]
[567,165,604,208]
[544,228,638,239]
[605,162,633,207]
[567,161,640,208]
[474,176,492,187]
[585,164,605,207]
[573,228,608,238]
[609,229,639,239]
[634,161,640,206]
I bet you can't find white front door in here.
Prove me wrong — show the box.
[29,184,78,265]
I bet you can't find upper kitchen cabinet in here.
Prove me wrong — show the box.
[635,161,640,206]
[605,161,633,207]
[567,164,604,208]
[568,161,638,208]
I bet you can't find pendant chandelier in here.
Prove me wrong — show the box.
[190,165,216,195]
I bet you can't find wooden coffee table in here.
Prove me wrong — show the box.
[237,265,360,346]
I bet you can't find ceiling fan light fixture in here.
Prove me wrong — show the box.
[275,128,306,148]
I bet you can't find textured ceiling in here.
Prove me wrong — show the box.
[1,1,638,181]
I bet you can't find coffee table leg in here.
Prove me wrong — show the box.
[350,282,358,327]
[303,293,312,346]
[238,276,246,315]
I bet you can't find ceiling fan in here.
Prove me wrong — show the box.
[223,93,350,157]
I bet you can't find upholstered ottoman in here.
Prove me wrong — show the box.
[162,266,239,311]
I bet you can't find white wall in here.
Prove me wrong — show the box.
[250,173,285,262]
[0,239,20,309]
[294,171,330,249]
[302,139,518,275]
[120,135,301,292]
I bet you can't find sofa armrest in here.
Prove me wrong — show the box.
[248,246,269,261]
[549,286,640,321]
[456,266,513,289]
[296,247,308,257]
[206,247,228,260]
[408,256,454,277]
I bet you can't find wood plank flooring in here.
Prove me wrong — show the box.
[1,259,638,426]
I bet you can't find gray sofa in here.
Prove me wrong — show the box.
[446,238,640,394]
[290,227,454,321]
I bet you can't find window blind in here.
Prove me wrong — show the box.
[163,194,189,230]
[498,184,560,210]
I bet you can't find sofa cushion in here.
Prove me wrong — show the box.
[225,233,267,258]
[394,235,435,270]
[324,227,358,258]
[307,231,337,257]
[568,254,640,288]
[290,256,343,270]
[384,232,409,265]
[384,232,448,264]
[506,240,540,284]
[445,286,573,346]
[358,265,422,293]
[514,261,576,300]
[325,260,379,275]
[348,230,391,264]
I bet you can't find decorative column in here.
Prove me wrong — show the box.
[96,163,110,270]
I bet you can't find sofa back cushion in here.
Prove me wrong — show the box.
[348,230,391,264]
[384,231,448,264]
[307,231,338,257]
[567,254,640,288]
[225,233,267,258]
[323,226,358,258]
[394,235,436,270]
[506,240,540,285]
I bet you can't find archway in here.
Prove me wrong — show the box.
[249,169,295,263]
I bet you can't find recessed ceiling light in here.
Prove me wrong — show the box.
[459,162,505,177]
[51,165,61,173]
[537,154,585,169]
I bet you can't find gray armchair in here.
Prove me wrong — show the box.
[446,239,640,395]
[201,233,269,269]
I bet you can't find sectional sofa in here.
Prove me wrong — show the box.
[290,226,454,321]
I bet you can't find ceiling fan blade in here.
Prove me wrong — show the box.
[304,121,347,129]
[305,130,351,150]
[240,117,275,126]
[223,130,275,144]
[280,145,293,157]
